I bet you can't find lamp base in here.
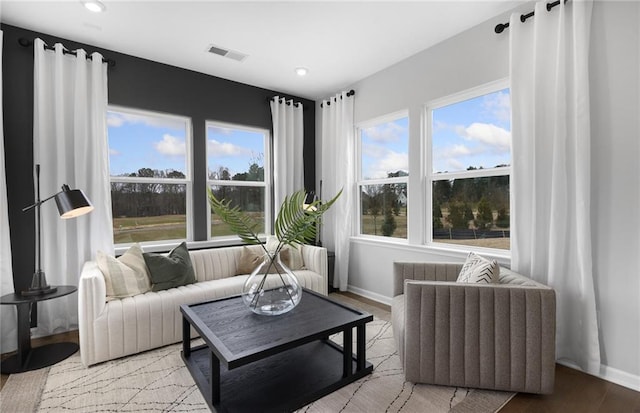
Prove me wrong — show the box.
[21,270,57,296]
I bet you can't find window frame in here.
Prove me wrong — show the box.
[205,120,272,241]
[107,105,194,248]
[424,79,511,253]
[355,110,410,241]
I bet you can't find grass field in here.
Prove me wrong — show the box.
[113,213,265,243]
[360,213,408,238]
[433,238,510,250]
[114,212,508,250]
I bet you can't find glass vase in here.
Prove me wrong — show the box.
[241,251,302,316]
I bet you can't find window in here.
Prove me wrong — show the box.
[206,121,270,239]
[428,83,511,250]
[107,107,192,245]
[357,113,409,239]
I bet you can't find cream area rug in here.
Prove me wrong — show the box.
[1,298,514,412]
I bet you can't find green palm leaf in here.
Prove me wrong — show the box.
[207,187,342,254]
[208,188,262,246]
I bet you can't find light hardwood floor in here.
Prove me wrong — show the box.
[2,292,639,412]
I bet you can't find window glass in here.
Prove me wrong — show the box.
[357,114,408,239]
[111,183,187,244]
[107,107,191,245]
[360,182,407,238]
[209,185,265,236]
[108,110,187,177]
[207,125,265,182]
[432,89,510,173]
[206,122,269,239]
[361,117,409,179]
[429,87,511,250]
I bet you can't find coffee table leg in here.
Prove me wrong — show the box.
[343,327,352,378]
[182,316,191,358]
[210,351,221,404]
[356,324,366,371]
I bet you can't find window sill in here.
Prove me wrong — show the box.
[350,236,511,266]
[114,236,266,256]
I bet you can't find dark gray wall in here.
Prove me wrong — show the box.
[2,24,316,292]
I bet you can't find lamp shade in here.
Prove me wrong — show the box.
[54,184,94,218]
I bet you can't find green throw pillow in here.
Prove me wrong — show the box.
[143,242,196,291]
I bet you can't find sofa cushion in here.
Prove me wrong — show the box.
[143,242,196,291]
[236,246,291,275]
[456,251,499,284]
[96,243,151,300]
[236,246,263,275]
[266,237,305,270]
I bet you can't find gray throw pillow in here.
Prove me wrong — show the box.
[143,242,196,291]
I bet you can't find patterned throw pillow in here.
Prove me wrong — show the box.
[96,244,152,300]
[456,252,500,284]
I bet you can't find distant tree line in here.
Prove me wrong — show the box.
[111,163,265,218]
[433,167,510,230]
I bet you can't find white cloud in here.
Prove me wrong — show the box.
[109,148,120,156]
[482,90,511,123]
[363,144,408,179]
[438,144,472,158]
[456,122,511,153]
[447,159,465,171]
[363,122,406,143]
[208,139,251,157]
[154,134,186,156]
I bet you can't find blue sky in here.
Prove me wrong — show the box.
[206,125,264,179]
[432,88,511,173]
[361,117,409,180]
[107,110,264,178]
[360,88,510,179]
[107,110,188,176]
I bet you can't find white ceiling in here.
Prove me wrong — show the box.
[1,1,524,100]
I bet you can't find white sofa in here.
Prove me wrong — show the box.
[78,244,328,366]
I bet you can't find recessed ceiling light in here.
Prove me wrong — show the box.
[295,67,308,77]
[82,1,106,13]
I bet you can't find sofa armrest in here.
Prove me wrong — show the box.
[393,262,463,296]
[301,244,328,295]
[78,261,107,366]
[403,280,556,394]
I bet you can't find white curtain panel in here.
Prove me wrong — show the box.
[0,29,18,354]
[510,0,600,374]
[270,97,304,209]
[33,39,113,337]
[320,92,355,291]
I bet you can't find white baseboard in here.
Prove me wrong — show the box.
[346,285,392,306]
[349,285,640,393]
[598,364,640,392]
[557,359,639,392]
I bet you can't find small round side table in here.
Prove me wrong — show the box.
[0,285,79,373]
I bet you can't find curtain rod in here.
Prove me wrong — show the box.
[18,38,116,68]
[270,96,303,108]
[320,89,355,108]
[494,0,567,34]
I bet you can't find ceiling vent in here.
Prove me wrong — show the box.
[207,44,248,62]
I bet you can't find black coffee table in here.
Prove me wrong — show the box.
[180,289,373,412]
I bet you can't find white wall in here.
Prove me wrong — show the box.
[318,1,640,390]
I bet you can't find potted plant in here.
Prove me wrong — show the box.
[208,188,341,315]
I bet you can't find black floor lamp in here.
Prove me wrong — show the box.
[21,164,94,296]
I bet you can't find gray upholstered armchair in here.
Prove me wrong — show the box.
[391,262,556,394]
